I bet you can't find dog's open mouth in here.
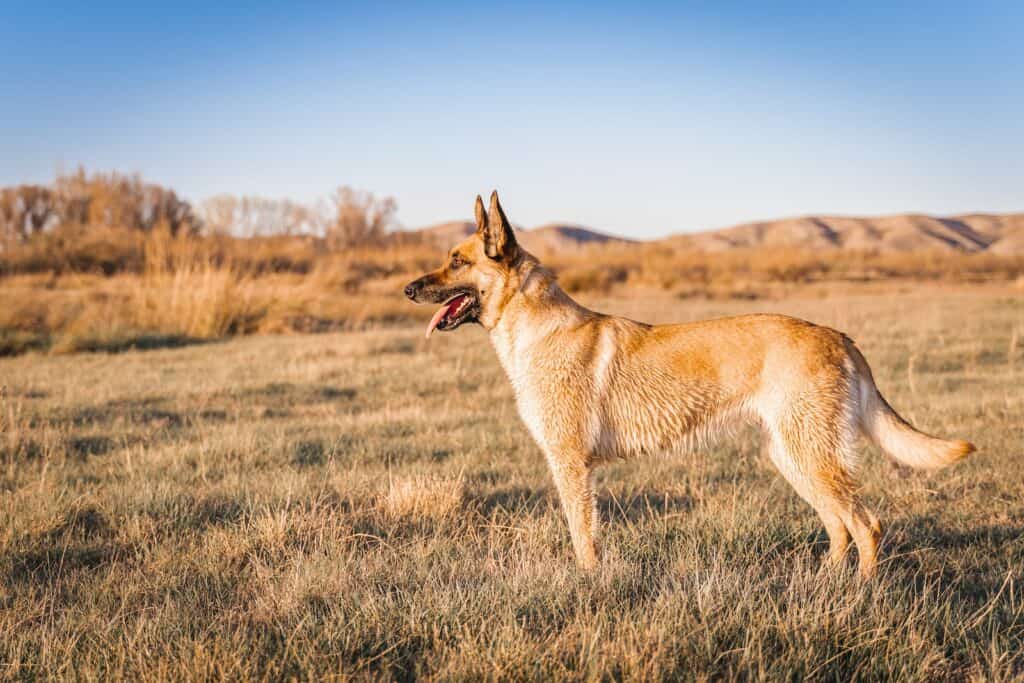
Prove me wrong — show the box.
[425,292,479,338]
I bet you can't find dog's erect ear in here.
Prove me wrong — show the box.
[478,190,518,260]
[474,194,487,234]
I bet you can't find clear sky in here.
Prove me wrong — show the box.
[1,2,1022,238]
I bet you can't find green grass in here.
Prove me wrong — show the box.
[1,286,1022,680]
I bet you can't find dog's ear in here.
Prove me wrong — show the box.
[479,190,518,260]
[474,194,487,234]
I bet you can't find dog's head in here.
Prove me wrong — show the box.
[405,191,522,337]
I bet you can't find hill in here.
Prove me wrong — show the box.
[415,221,632,253]
[676,213,1024,253]
[416,213,1024,254]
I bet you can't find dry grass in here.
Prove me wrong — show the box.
[1,286,1021,680]
[0,232,443,355]
[3,228,1024,357]
[383,473,465,521]
[546,242,1024,294]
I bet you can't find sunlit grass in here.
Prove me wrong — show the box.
[0,289,1021,679]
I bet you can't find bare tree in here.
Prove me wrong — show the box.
[326,186,397,248]
[52,169,199,235]
[1,173,399,251]
[199,195,240,236]
[233,196,310,237]
[0,185,61,246]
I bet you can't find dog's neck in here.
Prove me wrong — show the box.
[488,255,595,378]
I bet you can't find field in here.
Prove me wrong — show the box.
[3,220,1023,358]
[1,285,1022,680]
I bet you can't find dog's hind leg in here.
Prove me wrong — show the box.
[546,453,599,570]
[766,399,881,577]
[765,431,851,568]
[816,507,852,567]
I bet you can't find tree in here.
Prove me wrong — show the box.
[325,186,397,248]
[199,195,312,237]
[199,195,240,236]
[0,185,61,245]
[52,169,200,235]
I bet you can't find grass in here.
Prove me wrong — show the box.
[3,227,1024,358]
[1,286,1022,680]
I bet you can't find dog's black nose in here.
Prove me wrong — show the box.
[404,282,418,300]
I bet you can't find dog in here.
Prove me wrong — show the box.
[404,191,975,577]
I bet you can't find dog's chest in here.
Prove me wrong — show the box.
[490,329,552,447]
[490,324,606,454]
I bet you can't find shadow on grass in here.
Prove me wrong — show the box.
[58,332,211,354]
[233,382,358,407]
[44,381,355,439]
[293,440,326,467]
[66,435,117,459]
[0,330,218,356]
[468,486,551,518]
[4,505,122,587]
[136,493,246,541]
[4,433,130,463]
[69,397,185,428]
[0,330,49,356]
[881,517,1024,595]
[467,484,697,521]
[599,488,696,523]
[64,396,232,431]
[885,516,1024,560]
[5,544,123,587]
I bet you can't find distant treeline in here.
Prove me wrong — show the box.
[3,169,1024,287]
[2,170,1023,356]
[1,170,199,240]
[0,170,406,274]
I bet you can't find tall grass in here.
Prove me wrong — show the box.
[28,230,274,354]
[132,229,267,339]
[2,226,1023,355]
[547,243,1024,294]
[0,230,443,355]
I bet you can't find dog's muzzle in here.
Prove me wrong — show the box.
[404,279,423,301]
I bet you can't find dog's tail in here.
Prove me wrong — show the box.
[847,339,975,470]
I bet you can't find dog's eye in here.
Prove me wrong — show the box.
[450,256,466,269]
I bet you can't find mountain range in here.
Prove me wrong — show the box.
[416,213,1024,254]
[416,221,633,253]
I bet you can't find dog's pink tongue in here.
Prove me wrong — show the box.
[425,295,469,339]
[425,302,453,339]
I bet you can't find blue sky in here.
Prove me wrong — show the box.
[1,1,1022,238]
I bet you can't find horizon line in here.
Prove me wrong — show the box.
[403,208,1024,243]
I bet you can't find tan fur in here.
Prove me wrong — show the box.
[407,192,976,577]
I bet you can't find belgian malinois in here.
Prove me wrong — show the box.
[404,191,974,576]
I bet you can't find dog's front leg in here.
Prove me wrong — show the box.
[546,453,599,570]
